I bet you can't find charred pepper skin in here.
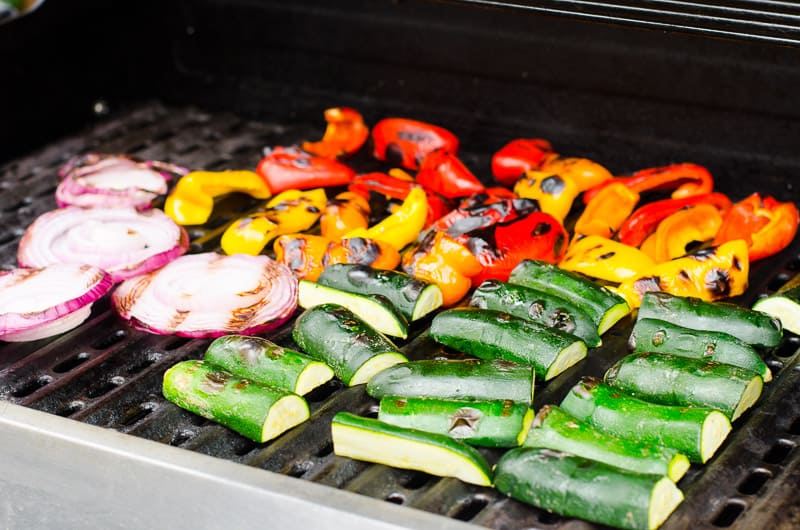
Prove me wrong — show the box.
[583,163,713,204]
[371,118,459,170]
[491,138,554,186]
[415,150,485,199]
[301,107,369,159]
[256,146,355,193]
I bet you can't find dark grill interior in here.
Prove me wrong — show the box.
[1,1,800,528]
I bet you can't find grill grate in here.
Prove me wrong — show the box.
[1,100,799,529]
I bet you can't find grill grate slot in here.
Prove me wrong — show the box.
[712,499,747,527]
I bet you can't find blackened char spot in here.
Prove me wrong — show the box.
[282,238,307,272]
[344,238,380,264]
[733,256,742,271]
[532,222,552,237]
[554,234,565,257]
[540,175,565,195]
[598,252,616,260]
[692,247,717,261]
[678,270,691,281]
[384,142,404,166]
[634,276,662,296]
[305,205,320,214]
[705,268,731,297]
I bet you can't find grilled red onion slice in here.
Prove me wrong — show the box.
[112,253,298,338]
[56,153,188,210]
[0,263,112,342]
[18,207,189,282]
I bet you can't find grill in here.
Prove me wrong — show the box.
[1,1,800,529]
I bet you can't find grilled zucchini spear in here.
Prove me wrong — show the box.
[753,273,800,335]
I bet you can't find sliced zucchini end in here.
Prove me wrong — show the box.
[648,476,684,530]
[753,296,800,335]
[331,422,492,486]
[667,453,690,482]
[731,376,764,421]
[699,411,732,463]
[349,353,408,386]
[261,394,310,442]
[597,301,631,335]
[544,341,588,381]
[411,284,444,321]
[516,407,536,446]
[763,366,773,383]
[294,362,335,396]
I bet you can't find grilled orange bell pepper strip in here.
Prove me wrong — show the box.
[301,107,369,158]
[402,231,483,306]
[320,192,370,239]
[220,188,327,255]
[539,154,613,192]
[713,193,800,262]
[573,182,639,239]
[583,163,713,204]
[345,187,428,250]
[256,146,355,193]
[491,138,554,186]
[560,235,655,283]
[164,170,272,225]
[653,204,723,263]
[617,192,732,248]
[513,170,579,223]
[613,239,749,308]
[274,234,400,281]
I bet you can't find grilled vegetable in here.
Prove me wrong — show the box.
[112,252,298,338]
[573,182,639,239]
[491,138,554,186]
[331,412,492,486]
[560,235,656,283]
[203,335,334,396]
[494,447,684,530]
[371,117,459,170]
[301,107,369,158]
[583,163,713,204]
[0,264,112,342]
[297,280,409,338]
[220,188,327,256]
[605,352,763,421]
[430,308,587,381]
[430,189,537,238]
[538,154,612,192]
[714,192,800,261]
[629,318,771,381]
[523,405,689,482]
[292,304,407,386]
[638,291,782,348]
[560,377,731,463]
[256,146,354,193]
[615,240,750,307]
[162,360,310,443]
[165,170,272,226]
[319,192,370,239]
[509,259,630,334]
[345,187,428,250]
[513,170,579,223]
[470,279,601,347]
[378,396,533,448]
[752,273,800,335]
[650,204,723,262]
[317,264,442,322]
[416,150,484,199]
[18,207,188,283]
[365,359,535,405]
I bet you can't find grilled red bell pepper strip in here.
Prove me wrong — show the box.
[320,192,371,239]
[513,171,579,223]
[583,163,713,204]
[617,192,732,248]
[491,138,554,186]
[372,118,459,170]
[539,154,613,192]
[415,150,485,199]
[301,107,369,159]
[713,193,800,262]
[652,204,723,262]
[463,211,569,286]
[573,182,639,239]
[430,189,538,238]
[256,146,355,193]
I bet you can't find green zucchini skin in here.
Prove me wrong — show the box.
[331,412,493,486]
[470,280,601,347]
[365,359,535,405]
[508,259,630,334]
[523,405,688,481]
[162,360,308,442]
[430,308,587,381]
[378,396,532,448]
[204,335,333,394]
[639,291,782,348]
[495,447,683,530]
[752,276,800,335]
[605,352,763,421]
[560,377,730,463]
[317,264,443,321]
[629,318,771,382]
[292,303,407,386]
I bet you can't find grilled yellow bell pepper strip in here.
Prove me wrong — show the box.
[539,154,613,192]
[513,170,579,223]
[560,235,655,283]
[573,182,639,239]
[653,203,723,263]
[165,170,272,225]
[320,192,371,239]
[221,188,327,255]
[345,187,428,250]
[613,239,749,308]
